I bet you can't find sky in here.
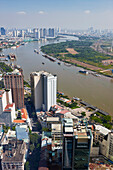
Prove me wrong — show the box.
[0,0,113,30]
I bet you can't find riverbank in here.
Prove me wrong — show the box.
[1,40,113,116]
[41,40,113,78]
[41,50,113,79]
[57,91,113,129]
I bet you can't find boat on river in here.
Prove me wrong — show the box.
[8,53,17,60]
[79,70,88,75]
[34,49,40,54]
[64,62,71,67]
[42,54,56,62]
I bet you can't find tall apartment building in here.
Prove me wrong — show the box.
[48,28,55,37]
[62,118,92,170]
[33,28,40,39]
[4,69,24,109]
[31,71,57,111]
[1,27,6,35]
[40,28,43,38]
[0,89,12,114]
[43,28,47,38]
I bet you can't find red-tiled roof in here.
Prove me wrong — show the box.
[4,103,14,112]
[21,108,28,120]
[54,105,63,110]
[59,109,69,114]
[13,120,25,123]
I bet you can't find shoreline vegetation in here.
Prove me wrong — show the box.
[41,40,113,78]
[57,92,113,129]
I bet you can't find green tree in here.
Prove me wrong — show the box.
[30,144,35,152]
[81,112,86,117]
[25,161,30,170]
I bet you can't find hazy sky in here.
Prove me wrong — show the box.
[1,0,113,29]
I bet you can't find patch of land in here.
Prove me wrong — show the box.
[41,40,113,74]
[66,48,79,55]
[66,59,103,71]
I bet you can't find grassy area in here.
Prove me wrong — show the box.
[0,62,13,72]
[24,80,31,87]
[90,112,112,129]
[57,99,79,109]
[41,40,113,70]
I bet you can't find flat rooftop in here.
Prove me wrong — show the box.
[52,124,62,133]
[47,117,59,122]
[2,140,25,162]
[74,126,90,139]
[31,71,56,78]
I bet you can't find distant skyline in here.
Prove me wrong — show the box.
[1,0,113,29]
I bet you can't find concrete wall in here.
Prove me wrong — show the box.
[90,147,99,157]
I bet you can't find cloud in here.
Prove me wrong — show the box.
[17,11,26,15]
[38,11,46,15]
[84,10,91,14]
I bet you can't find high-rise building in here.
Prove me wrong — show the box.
[30,71,57,111]
[4,69,24,109]
[0,89,12,114]
[13,30,17,37]
[33,28,40,39]
[1,27,6,35]
[48,28,55,37]
[43,28,47,38]
[62,118,92,170]
[0,89,15,126]
[40,28,43,38]
[20,30,25,37]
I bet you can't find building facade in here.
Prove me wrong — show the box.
[2,140,26,170]
[31,71,57,111]
[62,118,92,170]
[1,27,6,35]
[4,69,24,109]
[0,89,15,126]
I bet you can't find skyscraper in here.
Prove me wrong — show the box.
[33,28,40,39]
[40,28,43,38]
[48,28,55,37]
[43,28,47,38]
[30,71,57,111]
[4,69,24,109]
[62,118,92,170]
[1,27,6,35]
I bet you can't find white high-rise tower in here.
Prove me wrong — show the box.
[30,71,57,111]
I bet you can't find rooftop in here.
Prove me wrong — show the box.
[16,125,29,143]
[21,108,28,120]
[52,124,62,133]
[2,140,26,162]
[94,124,111,136]
[31,71,56,78]
[4,103,14,112]
[5,69,22,76]
[47,117,59,122]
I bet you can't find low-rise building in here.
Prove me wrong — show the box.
[2,140,26,170]
[0,89,15,126]
[16,124,29,144]
[0,103,16,126]
[93,124,113,161]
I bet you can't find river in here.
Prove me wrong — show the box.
[1,37,113,116]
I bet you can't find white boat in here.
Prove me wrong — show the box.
[34,49,40,54]
[11,46,16,49]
